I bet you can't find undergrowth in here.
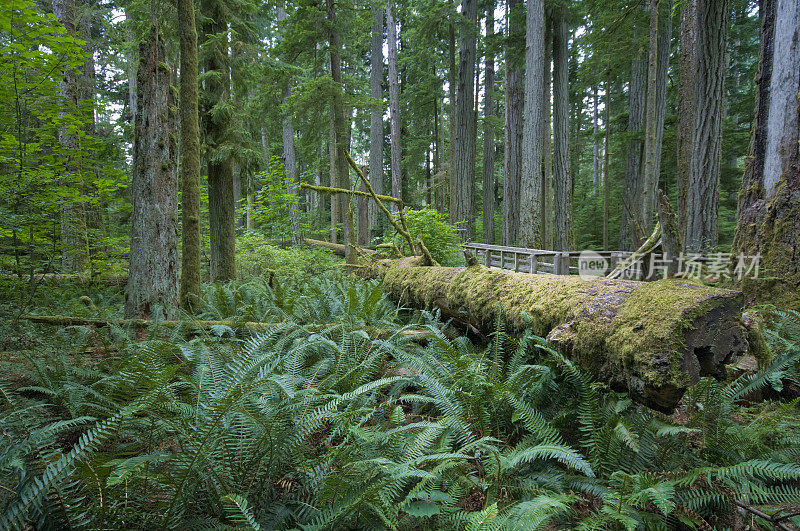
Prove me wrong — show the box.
[1,277,799,529]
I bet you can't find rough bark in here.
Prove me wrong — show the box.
[503,0,523,246]
[602,77,611,251]
[677,0,696,236]
[387,0,402,212]
[552,5,572,251]
[685,0,728,253]
[453,0,478,241]
[361,256,748,412]
[178,0,202,312]
[519,0,545,248]
[621,36,647,251]
[278,2,300,244]
[482,7,496,244]
[201,0,236,280]
[327,0,356,264]
[330,114,339,244]
[733,0,800,308]
[447,1,457,223]
[370,3,384,236]
[641,0,672,240]
[543,12,553,249]
[125,25,178,320]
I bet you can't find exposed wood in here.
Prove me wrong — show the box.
[359,256,749,412]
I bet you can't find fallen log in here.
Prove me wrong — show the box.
[19,315,434,342]
[360,256,749,412]
[1,274,127,286]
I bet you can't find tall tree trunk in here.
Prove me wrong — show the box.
[53,0,88,273]
[641,0,672,240]
[387,0,402,211]
[482,6,496,244]
[125,24,178,320]
[178,0,202,311]
[685,0,728,252]
[370,3,384,236]
[602,75,611,251]
[519,0,545,248]
[552,4,572,251]
[329,114,339,243]
[592,88,600,196]
[620,40,647,250]
[733,0,800,307]
[201,0,235,280]
[453,0,478,241]
[543,10,553,249]
[503,0,523,245]
[278,1,299,244]
[447,0,457,222]
[677,0,696,236]
[327,0,355,264]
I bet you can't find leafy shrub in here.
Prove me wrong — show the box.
[236,232,338,281]
[388,208,462,266]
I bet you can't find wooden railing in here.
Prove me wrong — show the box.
[462,242,634,277]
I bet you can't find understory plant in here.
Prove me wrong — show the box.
[1,281,799,529]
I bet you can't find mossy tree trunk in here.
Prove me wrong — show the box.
[178,0,202,312]
[361,257,749,412]
[201,0,236,281]
[552,4,572,251]
[125,24,178,320]
[733,0,800,309]
[369,3,384,237]
[481,6,495,245]
[503,0,523,246]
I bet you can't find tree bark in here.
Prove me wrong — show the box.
[733,0,800,308]
[677,0,696,237]
[503,0,523,246]
[602,76,611,251]
[361,256,748,412]
[278,1,300,244]
[330,113,339,244]
[327,0,356,265]
[685,0,729,253]
[201,0,236,281]
[620,36,647,250]
[592,89,600,196]
[552,5,572,251]
[125,24,178,320]
[387,0,402,212]
[453,0,478,241]
[370,3,384,236]
[543,11,553,249]
[482,7,496,244]
[519,0,545,248]
[178,0,202,311]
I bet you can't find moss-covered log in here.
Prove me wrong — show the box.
[361,257,749,412]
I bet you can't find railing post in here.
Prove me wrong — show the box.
[485,250,492,267]
[499,250,504,270]
[529,254,538,274]
[555,253,570,275]
[513,252,519,272]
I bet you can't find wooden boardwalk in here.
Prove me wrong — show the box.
[462,242,633,277]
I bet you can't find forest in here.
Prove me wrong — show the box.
[2,0,800,527]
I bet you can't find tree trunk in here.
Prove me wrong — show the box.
[620,39,647,250]
[387,0,402,212]
[552,4,572,251]
[602,76,611,251]
[370,3,384,236]
[543,11,553,249]
[178,0,202,311]
[447,0,457,223]
[503,0,523,246]
[677,0,696,237]
[592,89,600,196]
[361,256,748,412]
[519,0,545,248]
[685,0,728,253]
[53,0,88,273]
[201,0,235,281]
[330,114,339,244]
[482,7,496,244]
[125,24,178,320]
[327,0,356,265]
[733,0,800,308]
[453,0,478,241]
[278,2,300,244]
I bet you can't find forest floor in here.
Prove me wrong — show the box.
[1,246,800,529]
